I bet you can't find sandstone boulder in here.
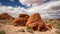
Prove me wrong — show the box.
[12,14,29,26]
[26,13,52,31]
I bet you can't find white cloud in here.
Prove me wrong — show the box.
[0,6,27,18]
[19,0,45,6]
[27,1,60,19]
[19,0,60,7]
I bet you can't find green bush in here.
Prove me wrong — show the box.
[0,29,6,34]
[27,26,34,33]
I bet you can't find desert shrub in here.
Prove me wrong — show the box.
[0,29,6,34]
[27,26,34,33]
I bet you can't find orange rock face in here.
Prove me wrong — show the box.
[12,18,27,26]
[19,14,29,20]
[26,13,52,31]
[0,13,14,20]
[26,13,46,31]
[12,14,29,26]
[46,24,52,30]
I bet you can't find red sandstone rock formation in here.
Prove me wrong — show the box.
[12,14,29,26]
[19,14,29,20]
[26,13,52,31]
[0,13,14,20]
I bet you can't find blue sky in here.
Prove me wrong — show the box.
[0,0,28,8]
[0,0,50,8]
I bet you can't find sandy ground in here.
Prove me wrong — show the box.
[2,25,57,34]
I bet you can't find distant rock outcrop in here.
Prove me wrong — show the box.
[0,13,14,20]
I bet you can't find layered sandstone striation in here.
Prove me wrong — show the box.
[26,13,52,31]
